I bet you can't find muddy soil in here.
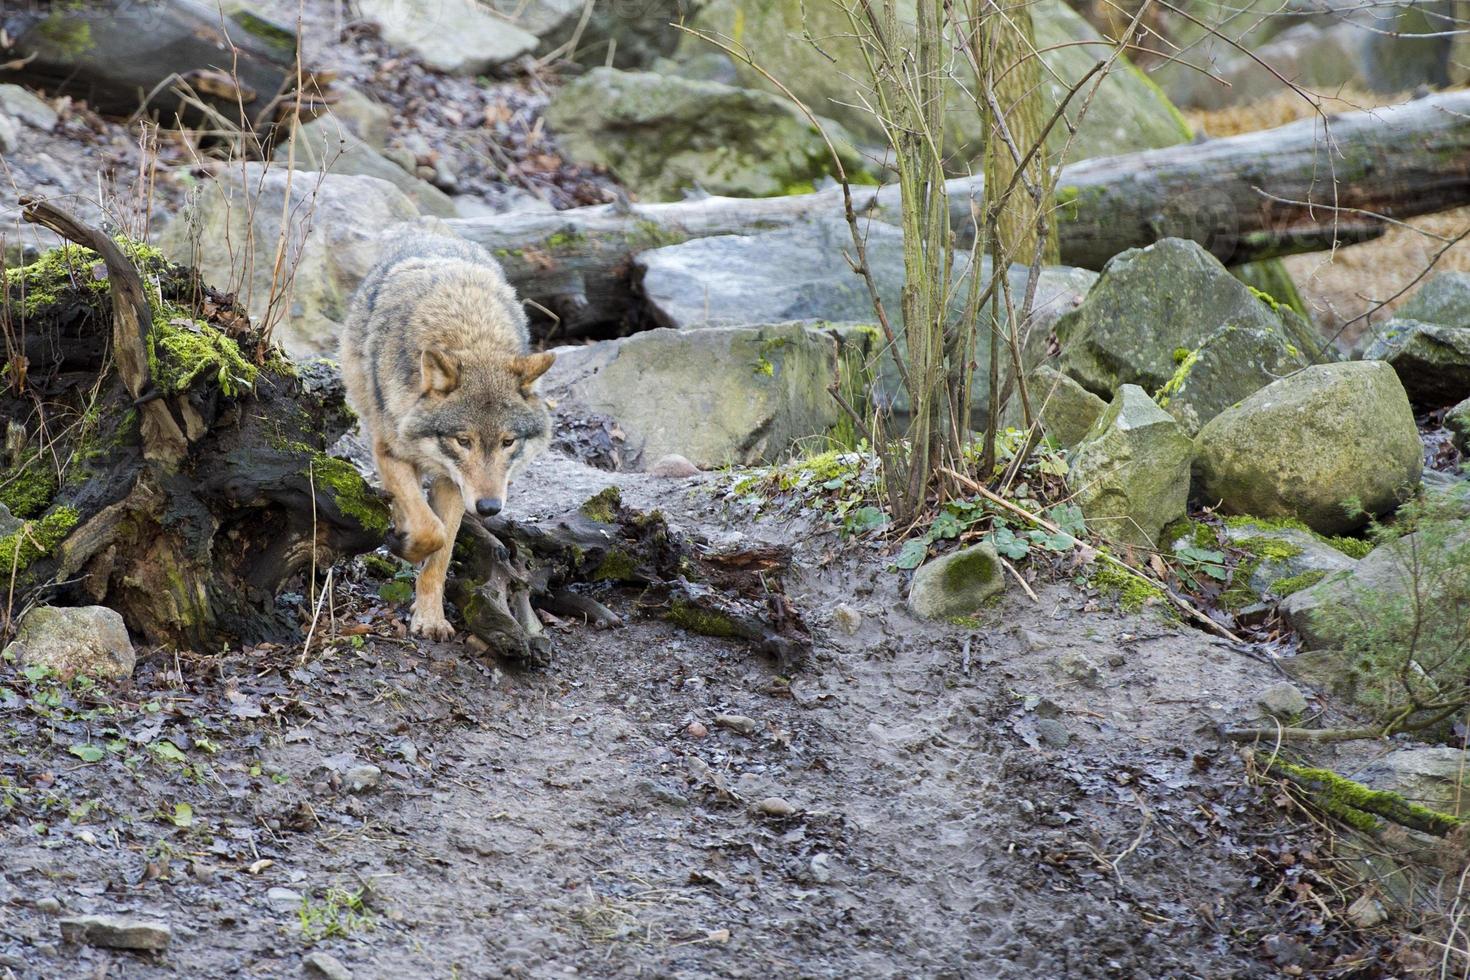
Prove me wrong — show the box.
[0,453,1381,979]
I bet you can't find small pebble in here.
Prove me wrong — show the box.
[343,764,381,794]
[1258,681,1309,720]
[266,887,303,914]
[686,720,708,738]
[809,853,835,883]
[1033,718,1071,750]
[754,797,795,817]
[304,950,353,980]
[649,454,700,479]
[714,714,757,736]
[34,896,61,915]
[831,604,861,636]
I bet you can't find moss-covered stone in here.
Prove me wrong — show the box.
[1270,569,1327,596]
[1195,362,1423,534]
[1090,558,1168,612]
[667,599,741,638]
[907,543,1005,620]
[580,487,623,524]
[1275,761,1463,836]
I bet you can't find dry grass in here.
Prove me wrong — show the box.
[1185,86,1414,138]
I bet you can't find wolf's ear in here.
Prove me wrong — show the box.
[511,352,555,391]
[419,347,461,395]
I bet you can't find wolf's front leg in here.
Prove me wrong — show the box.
[410,476,464,641]
[374,440,446,564]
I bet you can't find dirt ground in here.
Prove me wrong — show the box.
[0,452,1387,979]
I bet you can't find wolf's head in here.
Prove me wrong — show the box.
[397,348,555,517]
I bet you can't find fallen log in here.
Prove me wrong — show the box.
[449,487,811,671]
[2,200,385,648]
[448,90,1470,336]
[1,0,331,132]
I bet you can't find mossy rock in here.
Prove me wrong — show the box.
[1362,317,1470,409]
[907,543,1005,621]
[1195,362,1423,534]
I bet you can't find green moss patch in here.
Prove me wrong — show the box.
[580,487,623,524]
[667,600,740,638]
[1090,559,1167,612]
[0,506,79,576]
[1271,570,1327,596]
[150,310,259,397]
[0,454,59,519]
[1276,761,1462,836]
[1223,514,1371,559]
[308,454,389,536]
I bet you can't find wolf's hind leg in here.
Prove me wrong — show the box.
[410,476,463,641]
[374,440,446,564]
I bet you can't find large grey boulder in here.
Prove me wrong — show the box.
[635,218,1097,426]
[907,543,1006,620]
[1056,238,1319,413]
[680,0,1191,163]
[1067,385,1194,549]
[3,606,135,680]
[1195,361,1423,534]
[157,165,419,357]
[356,0,539,75]
[1359,748,1470,817]
[1362,318,1470,407]
[273,116,457,218]
[545,68,865,201]
[1398,271,1470,330]
[543,322,855,468]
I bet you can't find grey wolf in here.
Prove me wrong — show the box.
[341,233,553,640]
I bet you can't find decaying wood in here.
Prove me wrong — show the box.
[448,488,811,671]
[2,0,332,132]
[21,198,188,465]
[3,202,385,648]
[448,90,1470,335]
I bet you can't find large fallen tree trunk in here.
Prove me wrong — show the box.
[448,90,1470,336]
[1,0,331,133]
[0,200,385,649]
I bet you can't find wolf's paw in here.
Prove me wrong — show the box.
[387,524,447,565]
[409,607,455,642]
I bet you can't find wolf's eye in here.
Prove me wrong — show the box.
[455,435,473,450]
[501,436,516,449]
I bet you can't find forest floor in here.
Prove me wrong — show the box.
[0,453,1401,979]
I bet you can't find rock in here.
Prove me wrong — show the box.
[1157,21,1366,111]
[634,218,1096,426]
[545,67,866,201]
[1194,361,1423,534]
[1344,894,1388,930]
[0,84,58,131]
[34,896,61,914]
[680,0,1191,162]
[1056,650,1101,687]
[343,764,381,793]
[1000,364,1107,449]
[1033,718,1071,749]
[1257,682,1308,719]
[1363,318,1470,407]
[158,164,420,357]
[0,112,17,154]
[324,87,393,149]
[59,915,171,951]
[1358,747,1470,817]
[1220,520,1360,599]
[1067,386,1193,549]
[1155,323,1311,436]
[273,116,457,218]
[355,0,539,75]
[1447,396,1470,453]
[266,887,303,913]
[714,713,758,736]
[543,323,854,469]
[637,779,689,807]
[304,951,353,980]
[1056,239,1318,407]
[3,606,135,680]
[388,737,418,764]
[685,720,708,738]
[484,0,585,41]
[1398,271,1470,330]
[754,797,796,817]
[0,502,22,538]
[648,454,700,478]
[808,853,835,884]
[907,543,1006,620]
[831,604,862,636]
[1281,512,1470,651]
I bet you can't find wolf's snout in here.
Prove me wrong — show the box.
[476,497,503,517]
